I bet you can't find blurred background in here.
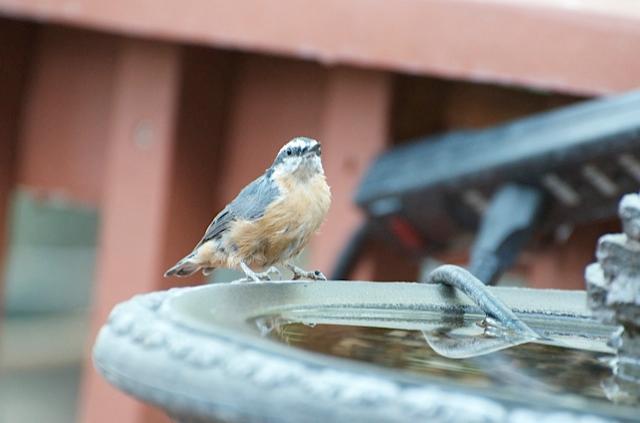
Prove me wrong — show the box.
[0,1,639,422]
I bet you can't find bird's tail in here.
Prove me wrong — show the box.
[164,254,202,278]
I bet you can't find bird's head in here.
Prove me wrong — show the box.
[270,137,324,179]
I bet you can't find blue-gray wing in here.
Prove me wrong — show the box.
[197,174,280,246]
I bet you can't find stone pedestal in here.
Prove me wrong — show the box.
[586,192,640,403]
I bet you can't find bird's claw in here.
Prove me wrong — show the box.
[233,265,281,284]
[292,269,327,281]
[266,266,282,279]
[253,266,281,281]
[230,274,268,284]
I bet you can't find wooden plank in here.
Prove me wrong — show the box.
[78,38,181,423]
[78,40,230,423]
[0,20,34,314]
[159,46,233,289]
[16,26,118,206]
[525,221,619,290]
[0,0,639,94]
[215,55,326,208]
[312,67,418,280]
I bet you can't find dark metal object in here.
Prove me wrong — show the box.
[469,184,544,284]
[426,264,540,340]
[341,90,640,281]
[330,221,371,280]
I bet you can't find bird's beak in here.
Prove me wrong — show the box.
[308,143,321,156]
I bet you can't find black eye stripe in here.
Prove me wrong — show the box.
[278,143,318,162]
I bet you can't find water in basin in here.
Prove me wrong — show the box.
[263,321,611,400]
[252,305,630,414]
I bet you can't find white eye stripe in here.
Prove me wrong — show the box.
[278,137,319,156]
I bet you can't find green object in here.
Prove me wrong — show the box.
[3,190,99,314]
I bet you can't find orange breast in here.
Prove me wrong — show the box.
[227,172,331,268]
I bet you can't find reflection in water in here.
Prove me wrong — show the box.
[422,315,538,359]
[602,369,640,406]
[263,321,614,402]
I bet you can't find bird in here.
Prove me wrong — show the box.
[164,136,331,282]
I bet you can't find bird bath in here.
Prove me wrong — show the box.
[93,280,639,422]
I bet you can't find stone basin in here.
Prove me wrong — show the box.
[92,280,638,422]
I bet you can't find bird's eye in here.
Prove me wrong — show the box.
[286,148,293,156]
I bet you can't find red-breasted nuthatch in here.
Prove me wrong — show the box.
[165,137,331,282]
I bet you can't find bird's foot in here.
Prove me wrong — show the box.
[287,264,327,281]
[238,262,279,283]
[254,266,281,281]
